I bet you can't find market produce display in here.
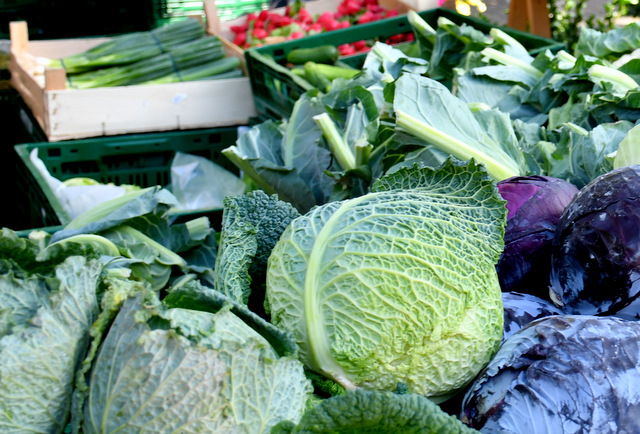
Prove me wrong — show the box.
[5,4,640,433]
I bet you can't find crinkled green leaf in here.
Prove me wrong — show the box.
[266,160,505,399]
[214,220,258,303]
[83,295,235,433]
[0,273,49,329]
[0,256,101,433]
[164,276,300,357]
[84,293,312,433]
[214,190,300,307]
[275,388,478,433]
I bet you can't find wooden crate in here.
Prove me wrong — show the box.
[9,20,257,142]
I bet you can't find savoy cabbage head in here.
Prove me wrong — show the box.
[0,229,102,434]
[266,159,507,401]
[82,289,313,433]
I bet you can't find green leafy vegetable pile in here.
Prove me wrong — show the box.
[2,158,500,432]
[5,12,640,434]
[226,13,640,214]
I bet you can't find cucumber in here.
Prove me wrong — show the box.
[286,45,339,65]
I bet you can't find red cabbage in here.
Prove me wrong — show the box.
[550,165,640,316]
[496,175,579,299]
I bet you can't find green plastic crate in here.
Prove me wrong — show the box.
[154,0,268,24]
[14,127,241,235]
[0,0,42,10]
[245,7,565,121]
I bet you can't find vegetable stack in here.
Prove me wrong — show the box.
[46,19,243,89]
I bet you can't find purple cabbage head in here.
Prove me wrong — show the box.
[496,175,579,299]
[460,315,640,433]
[501,292,563,341]
[549,165,640,316]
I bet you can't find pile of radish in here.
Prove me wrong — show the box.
[229,0,413,55]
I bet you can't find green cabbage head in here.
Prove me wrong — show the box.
[266,160,506,400]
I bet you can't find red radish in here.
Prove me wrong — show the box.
[352,40,367,50]
[338,43,357,56]
[324,20,341,31]
[252,28,268,39]
[230,23,248,33]
[289,30,305,39]
[234,32,247,46]
[309,22,323,33]
[357,10,377,23]
[317,11,334,25]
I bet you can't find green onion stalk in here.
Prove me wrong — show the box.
[141,57,243,85]
[47,19,206,74]
[67,36,227,89]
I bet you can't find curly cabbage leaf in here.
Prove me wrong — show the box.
[83,293,312,433]
[266,160,506,400]
[164,276,300,358]
[0,256,101,433]
[214,190,300,307]
[273,388,478,433]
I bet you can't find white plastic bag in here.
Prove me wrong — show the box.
[30,148,127,220]
[169,151,245,210]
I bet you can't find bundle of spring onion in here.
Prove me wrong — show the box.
[46,19,206,74]
[66,35,242,89]
[38,19,244,89]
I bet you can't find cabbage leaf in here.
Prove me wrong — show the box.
[272,388,479,433]
[393,74,527,180]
